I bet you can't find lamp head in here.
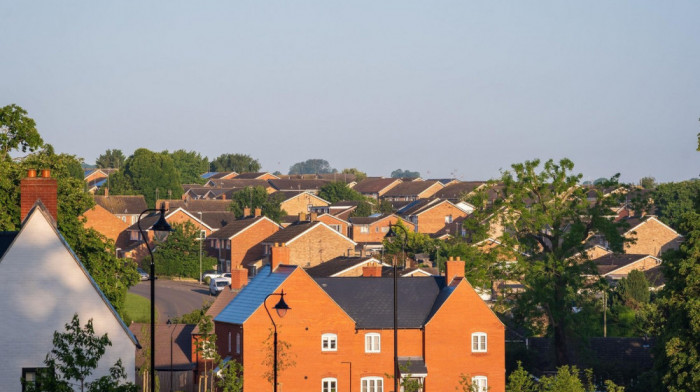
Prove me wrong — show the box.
[151,206,173,233]
[384,224,398,240]
[274,290,291,318]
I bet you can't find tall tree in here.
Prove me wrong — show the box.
[390,168,420,179]
[95,149,126,169]
[652,180,700,230]
[653,211,700,391]
[210,153,261,173]
[490,158,627,365]
[119,148,182,207]
[154,221,217,279]
[170,149,209,184]
[341,167,367,181]
[288,158,335,175]
[228,186,286,223]
[0,104,43,159]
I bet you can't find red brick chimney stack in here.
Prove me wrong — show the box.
[270,243,290,271]
[21,169,58,223]
[445,256,465,284]
[254,208,262,217]
[243,207,251,218]
[230,266,248,290]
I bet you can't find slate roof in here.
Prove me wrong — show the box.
[261,221,324,244]
[234,172,277,179]
[348,214,393,225]
[94,195,147,215]
[0,232,19,260]
[399,357,428,375]
[593,253,653,275]
[304,256,378,277]
[353,178,401,194]
[164,199,232,212]
[196,211,237,229]
[206,179,270,189]
[313,276,449,328]
[433,181,486,200]
[208,217,275,240]
[130,323,196,371]
[125,212,161,231]
[398,198,443,216]
[268,179,330,191]
[382,181,443,198]
[208,172,238,180]
[215,265,297,324]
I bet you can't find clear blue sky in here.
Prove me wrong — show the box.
[2,1,699,183]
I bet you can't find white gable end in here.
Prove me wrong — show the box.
[0,207,136,390]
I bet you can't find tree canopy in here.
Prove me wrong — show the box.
[108,148,182,207]
[95,149,125,169]
[651,180,700,232]
[170,149,209,184]
[490,158,627,365]
[210,153,261,173]
[341,167,367,181]
[154,221,217,280]
[390,168,420,179]
[0,104,43,159]
[317,181,366,204]
[288,158,335,174]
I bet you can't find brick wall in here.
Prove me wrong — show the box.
[317,215,349,237]
[229,219,280,270]
[415,202,468,234]
[21,175,58,222]
[624,218,682,256]
[286,225,355,267]
[280,194,329,216]
[82,204,129,247]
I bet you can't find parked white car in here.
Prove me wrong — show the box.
[201,270,221,281]
[209,277,231,295]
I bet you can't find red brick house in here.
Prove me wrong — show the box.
[206,216,281,273]
[276,191,330,216]
[316,213,350,237]
[381,180,444,202]
[398,199,469,234]
[213,257,505,391]
[82,203,130,251]
[593,254,662,280]
[348,214,415,244]
[352,177,403,199]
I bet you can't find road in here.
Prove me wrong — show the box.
[129,279,214,322]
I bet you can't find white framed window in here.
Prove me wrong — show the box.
[445,215,453,223]
[361,377,383,392]
[360,225,369,233]
[471,376,487,392]
[365,333,380,353]
[471,332,487,353]
[236,333,241,354]
[322,377,338,392]
[330,224,342,232]
[322,333,337,352]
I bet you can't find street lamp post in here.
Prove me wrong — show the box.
[263,290,291,392]
[385,223,408,392]
[138,206,173,392]
[197,211,204,284]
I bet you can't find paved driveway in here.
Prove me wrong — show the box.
[129,279,214,322]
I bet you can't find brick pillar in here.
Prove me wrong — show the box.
[21,169,58,223]
[446,256,465,284]
[230,267,248,290]
[271,243,290,271]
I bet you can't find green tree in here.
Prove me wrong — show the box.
[154,222,217,280]
[95,149,126,169]
[0,104,43,159]
[341,167,367,181]
[638,176,656,189]
[390,168,420,179]
[228,186,286,223]
[217,359,243,392]
[651,180,700,231]
[170,149,209,184]
[378,199,395,214]
[288,158,335,174]
[170,301,212,324]
[350,201,374,217]
[653,212,700,392]
[119,148,182,207]
[23,314,136,392]
[318,181,366,204]
[491,158,627,365]
[506,362,536,392]
[616,270,650,308]
[210,153,261,173]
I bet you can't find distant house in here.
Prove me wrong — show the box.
[593,253,662,280]
[0,171,138,390]
[233,172,280,180]
[275,191,330,216]
[305,256,389,277]
[381,180,445,202]
[268,179,330,193]
[204,179,274,193]
[260,222,357,269]
[621,216,683,256]
[348,214,414,244]
[352,177,403,199]
[398,198,469,234]
[82,202,131,251]
[201,172,238,180]
[316,213,351,237]
[93,194,148,226]
[433,181,486,201]
[206,216,281,273]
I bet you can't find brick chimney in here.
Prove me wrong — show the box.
[21,169,58,222]
[446,256,465,284]
[310,212,318,221]
[254,208,262,217]
[362,262,382,277]
[243,207,251,217]
[270,243,290,271]
[230,266,248,290]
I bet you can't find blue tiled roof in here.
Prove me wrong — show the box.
[215,265,296,325]
[201,172,218,179]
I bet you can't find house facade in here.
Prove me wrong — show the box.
[213,257,505,392]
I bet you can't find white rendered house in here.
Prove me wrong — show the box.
[0,172,138,391]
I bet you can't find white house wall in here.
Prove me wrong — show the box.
[0,209,136,391]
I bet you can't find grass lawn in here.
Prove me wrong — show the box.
[124,292,155,324]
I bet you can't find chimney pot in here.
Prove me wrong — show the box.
[27,169,37,178]
[41,169,51,178]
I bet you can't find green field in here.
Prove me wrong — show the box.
[124,292,154,324]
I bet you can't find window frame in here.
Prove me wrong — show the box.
[321,333,338,352]
[471,332,487,353]
[322,377,338,392]
[365,333,381,353]
[236,332,241,355]
[361,376,384,392]
[471,376,488,392]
